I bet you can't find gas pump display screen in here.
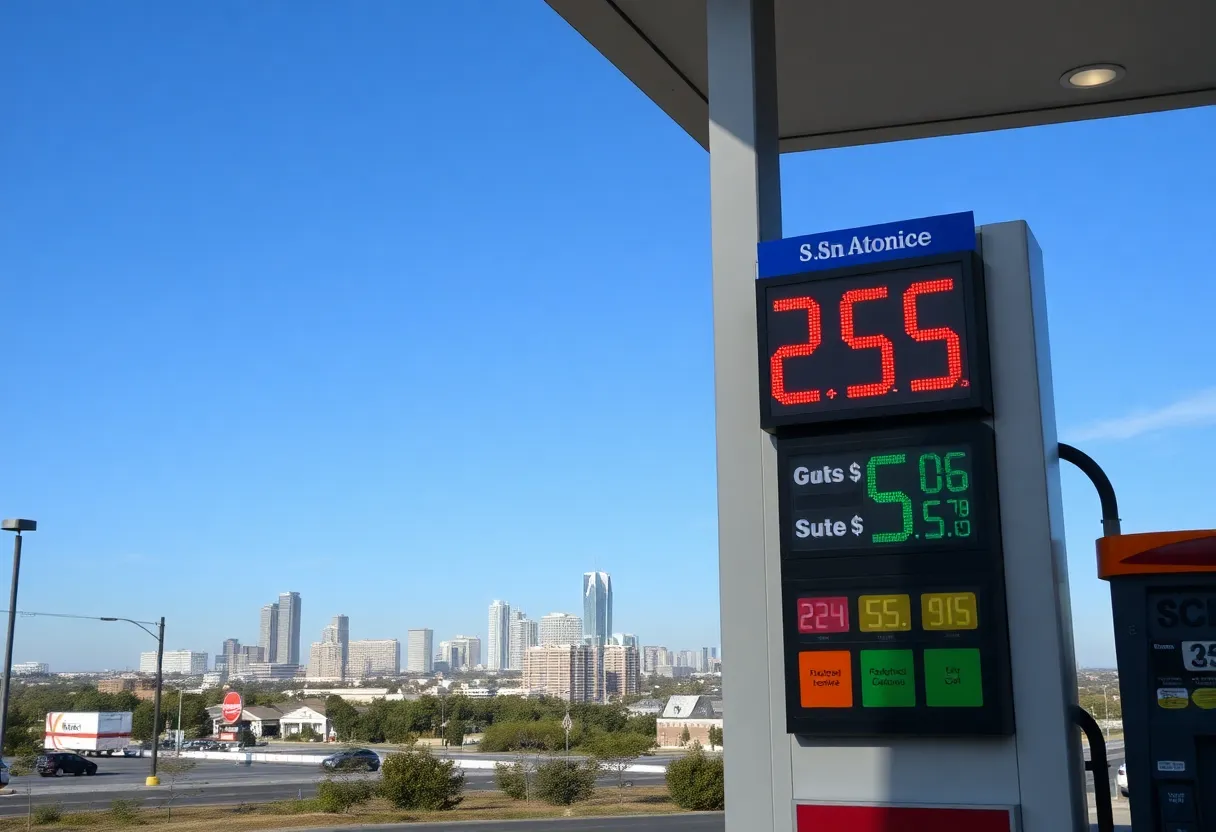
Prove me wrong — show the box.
[757,253,989,430]
[778,423,1014,737]
[781,440,991,556]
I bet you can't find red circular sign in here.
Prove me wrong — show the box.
[221,691,243,724]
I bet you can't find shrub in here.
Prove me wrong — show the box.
[316,777,375,813]
[109,798,142,825]
[480,720,567,753]
[377,748,464,811]
[665,747,724,811]
[533,759,597,806]
[32,804,62,825]
[494,762,529,800]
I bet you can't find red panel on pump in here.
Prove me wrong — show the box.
[796,803,1012,832]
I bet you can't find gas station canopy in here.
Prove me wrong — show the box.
[546,0,1216,151]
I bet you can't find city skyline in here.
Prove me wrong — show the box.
[105,575,720,677]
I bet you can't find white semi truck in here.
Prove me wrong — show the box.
[44,712,134,756]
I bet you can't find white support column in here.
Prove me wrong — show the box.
[707,1,790,830]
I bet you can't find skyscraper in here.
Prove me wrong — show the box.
[276,592,302,665]
[318,614,349,678]
[582,572,612,646]
[509,613,539,671]
[540,612,583,646]
[259,604,279,664]
[407,629,433,673]
[487,600,511,672]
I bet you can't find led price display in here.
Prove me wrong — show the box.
[921,592,979,631]
[858,594,911,632]
[782,442,984,554]
[798,597,850,634]
[757,255,988,429]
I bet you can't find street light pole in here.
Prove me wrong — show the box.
[100,615,165,785]
[149,617,165,785]
[176,688,184,753]
[0,519,36,761]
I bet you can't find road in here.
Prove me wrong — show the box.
[0,757,667,817]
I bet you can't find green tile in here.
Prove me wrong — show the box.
[924,648,984,707]
[859,649,916,707]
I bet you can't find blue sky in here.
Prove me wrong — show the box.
[1,2,1212,671]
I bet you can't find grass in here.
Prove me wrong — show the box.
[0,788,690,831]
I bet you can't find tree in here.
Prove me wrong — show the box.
[326,696,360,742]
[679,726,691,747]
[443,718,466,750]
[585,732,656,802]
[157,756,198,820]
[707,725,723,749]
[533,759,598,806]
[377,748,464,810]
[666,746,724,811]
[237,727,257,748]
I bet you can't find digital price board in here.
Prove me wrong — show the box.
[756,252,990,431]
[780,436,994,556]
[776,423,1013,737]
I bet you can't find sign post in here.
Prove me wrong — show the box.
[756,214,1085,830]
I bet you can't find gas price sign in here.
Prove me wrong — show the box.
[775,423,1012,737]
[756,253,989,430]
[779,429,997,558]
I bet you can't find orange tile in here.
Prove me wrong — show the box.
[799,650,853,708]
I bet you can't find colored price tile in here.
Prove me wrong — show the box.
[858,594,911,632]
[920,592,978,631]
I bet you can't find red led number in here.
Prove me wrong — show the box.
[903,279,963,391]
[769,277,965,407]
[770,296,822,405]
[797,596,850,634]
[840,287,895,398]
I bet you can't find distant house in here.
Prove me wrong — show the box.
[206,704,282,739]
[278,699,332,740]
[656,695,723,748]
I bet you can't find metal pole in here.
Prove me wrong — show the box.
[148,617,164,785]
[1058,443,1122,537]
[0,533,24,760]
[176,689,183,752]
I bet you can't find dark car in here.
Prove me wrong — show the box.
[36,753,97,777]
[321,748,380,772]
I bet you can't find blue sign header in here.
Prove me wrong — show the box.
[757,211,975,278]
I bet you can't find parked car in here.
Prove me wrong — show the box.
[35,753,97,777]
[321,748,380,772]
[123,741,148,758]
[1117,763,1128,796]
[0,761,9,787]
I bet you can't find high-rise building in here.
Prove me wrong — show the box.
[308,640,343,680]
[443,635,481,670]
[677,649,696,668]
[582,572,612,646]
[222,638,240,658]
[322,615,350,678]
[603,645,640,698]
[487,600,511,671]
[347,639,400,678]
[522,644,602,702]
[407,629,433,673]
[711,647,718,659]
[610,633,638,648]
[259,604,279,663]
[642,645,661,674]
[509,614,539,671]
[276,592,302,665]
[540,612,583,646]
[701,647,710,672]
[140,650,208,675]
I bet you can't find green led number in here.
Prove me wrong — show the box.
[922,500,945,539]
[868,454,913,544]
[945,451,969,492]
[918,453,943,494]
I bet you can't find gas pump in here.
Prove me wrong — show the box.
[1100,530,1216,831]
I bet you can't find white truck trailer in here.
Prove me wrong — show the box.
[44,712,134,756]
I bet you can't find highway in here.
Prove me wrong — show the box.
[0,756,668,817]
